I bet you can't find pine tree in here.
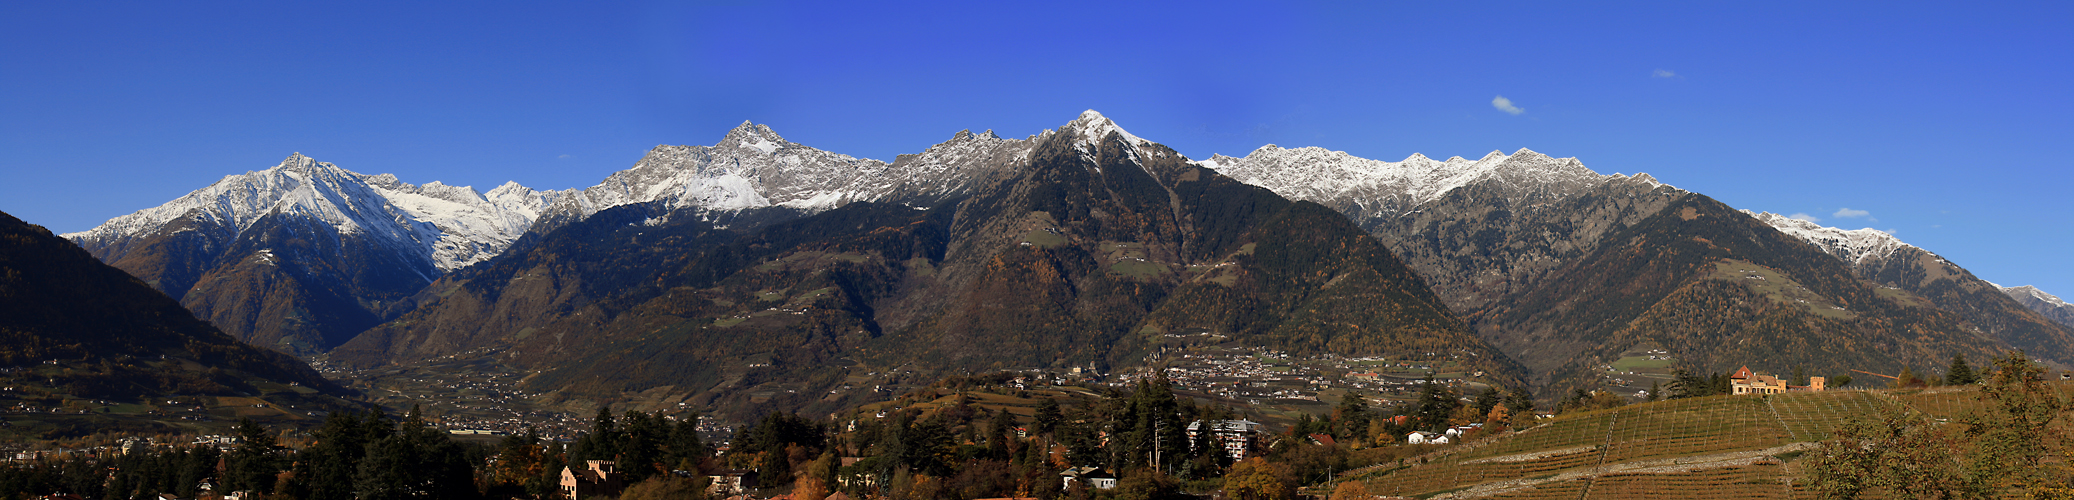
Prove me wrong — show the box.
[1472,387,1500,424]
[354,405,479,500]
[224,417,282,494]
[1033,398,1063,437]
[1412,374,1459,431]
[987,405,1015,460]
[1333,393,1370,440]
[666,414,706,469]
[1945,355,1977,385]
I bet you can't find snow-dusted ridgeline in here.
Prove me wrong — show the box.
[1997,284,2074,329]
[1742,211,1916,265]
[533,119,1036,230]
[1201,145,1663,221]
[66,153,561,272]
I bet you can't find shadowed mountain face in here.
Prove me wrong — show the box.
[1212,147,2074,397]
[0,210,353,400]
[330,112,1520,420]
[1475,196,2012,393]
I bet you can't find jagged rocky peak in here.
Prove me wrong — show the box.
[721,120,788,155]
[1058,109,1146,148]
[949,129,1002,141]
[280,151,316,170]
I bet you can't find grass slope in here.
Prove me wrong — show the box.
[1340,383,2074,499]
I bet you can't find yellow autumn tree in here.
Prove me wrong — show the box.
[1483,404,1511,434]
[1224,457,1294,500]
[794,474,831,500]
[1327,480,1370,500]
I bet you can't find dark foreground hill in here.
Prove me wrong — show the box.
[0,210,361,437]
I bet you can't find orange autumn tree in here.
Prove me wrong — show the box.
[1223,457,1294,500]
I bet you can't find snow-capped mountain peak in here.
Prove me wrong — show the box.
[1062,109,1146,149]
[2000,285,2071,309]
[1742,210,1914,264]
[66,153,558,272]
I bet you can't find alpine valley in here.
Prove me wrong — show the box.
[55,111,2074,421]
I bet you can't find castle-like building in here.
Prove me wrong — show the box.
[1729,366,1825,395]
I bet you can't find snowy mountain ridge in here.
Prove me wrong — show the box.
[535,119,1036,228]
[65,153,561,272]
[1200,145,1640,216]
[1742,210,1914,265]
[1999,284,2071,309]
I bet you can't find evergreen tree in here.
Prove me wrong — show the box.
[1411,374,1460,431]
[1646,380,1662,402]
[667,414,706,469]
[987,405,1016,460]
[1668,369,1705,399]
[1472,387,1501,421]
[1033,398,1063,437]
[1333,393,1369,440]
[299,409,392,500]
[224,417,283,494]
[1946,355,1978,385]
[576,406,623,463]
[177,445,221,499]
[1502,389,1535,419]
[354,405,479,500]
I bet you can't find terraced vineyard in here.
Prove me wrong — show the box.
[1766,390,1890,441]
[1343,388,1952,499]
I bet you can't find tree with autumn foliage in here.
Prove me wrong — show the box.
[1805,352,2071,498]
[1327,480,1371,500]
[1222,457,1294,500]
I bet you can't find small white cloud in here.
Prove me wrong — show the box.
[1833,208,1871,218]
[1653,69,1677,78]
[558,154,572,159]
[1931,224,1942,228]
[1492,96,1525,115]
[1787,213,1820,222]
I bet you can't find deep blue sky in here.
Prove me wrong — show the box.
[3,2,2069,296]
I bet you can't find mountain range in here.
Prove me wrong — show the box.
[54,110,2074,415]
